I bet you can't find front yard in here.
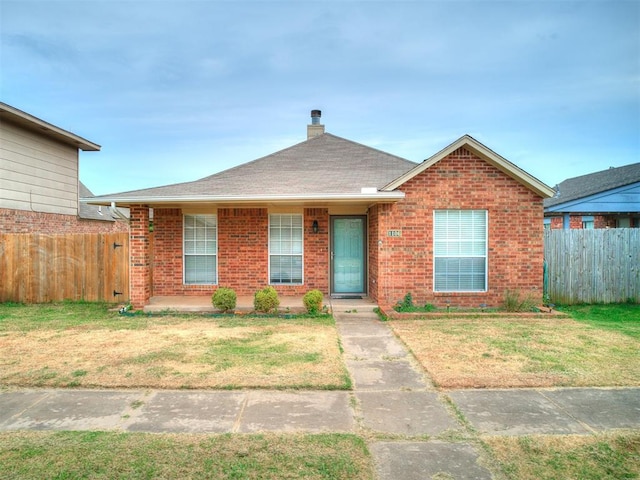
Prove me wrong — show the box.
[0,303,349,390]
[1,302,639,480]
[388,304,640,389]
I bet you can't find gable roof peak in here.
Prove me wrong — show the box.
[383,134,555,198]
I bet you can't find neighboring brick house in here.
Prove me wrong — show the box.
[88,111,555,309]
[544,162,640,229]
[0,102,128,234]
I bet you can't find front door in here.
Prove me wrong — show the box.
[331,216,366,295]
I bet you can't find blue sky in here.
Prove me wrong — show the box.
[2,0,638,195]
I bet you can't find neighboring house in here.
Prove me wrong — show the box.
[87,111,555,309]
[0,102,128,233]
[544,163,640,229]
[79,181,130,225]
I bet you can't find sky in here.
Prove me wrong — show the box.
[1,0,639,196]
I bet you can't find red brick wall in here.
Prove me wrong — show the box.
[129,206,150,308]
[548,217,563,229]
[0,208,128,234]
[301,208,329,294]
[547,214,618,229]
[218,208,268,295]
[151,208,189,295]
[370,147,545,308]
[146,207,330,298]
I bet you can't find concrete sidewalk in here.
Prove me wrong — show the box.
[2,386,637,436]
[1,307,639,479]
[0,389,354,434]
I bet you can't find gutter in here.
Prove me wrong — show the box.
[110,202,130,222]
[82,191,406,207]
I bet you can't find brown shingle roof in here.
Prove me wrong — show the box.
[94,133,417,200]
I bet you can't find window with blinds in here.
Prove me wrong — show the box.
[183,214,217,284]
[433,210,487,292]
[269,214,303,284]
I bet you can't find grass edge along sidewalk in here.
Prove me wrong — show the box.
[0,431,374,480]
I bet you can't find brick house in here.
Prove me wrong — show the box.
[88,111,554,309]
[544,162,640,229]
[0,102,128,234]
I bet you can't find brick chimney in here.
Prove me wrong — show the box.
[307,109,324,139]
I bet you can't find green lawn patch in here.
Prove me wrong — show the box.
[0,431,374,480]
[560,303,640,339]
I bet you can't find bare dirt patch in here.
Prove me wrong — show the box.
[0,320,348,389]
[389,317,640,389]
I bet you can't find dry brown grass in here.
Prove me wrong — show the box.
[389,317,640,389]
[484,433,640,480]
[0,319,348,389]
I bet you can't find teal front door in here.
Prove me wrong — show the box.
[331,216,366,295]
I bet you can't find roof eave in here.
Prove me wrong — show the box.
[82,192,406,207]
[0,102,101,151]
[381,135,555,198]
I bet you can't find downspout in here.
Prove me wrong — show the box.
[110,202,130,223]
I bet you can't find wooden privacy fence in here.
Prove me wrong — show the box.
[0,232,129,303]
[544,229,640,304]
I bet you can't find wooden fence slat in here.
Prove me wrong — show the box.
[544,229,640,304]
[0,232,129,303]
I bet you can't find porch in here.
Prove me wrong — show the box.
[143,295,378,314]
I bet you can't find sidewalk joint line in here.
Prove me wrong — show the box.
[537,389,597,434]
[232,392,250,433]
[6,389,52,422]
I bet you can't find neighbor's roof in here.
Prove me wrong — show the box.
[383,134,555,198]
[0,102,100,151]
[79,182,117,221]
[86,133,417,205]
[544,162,640,208]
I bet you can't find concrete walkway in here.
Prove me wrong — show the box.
[1,307,639,479]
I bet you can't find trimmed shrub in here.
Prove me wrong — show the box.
[212,287,237,312]
[303,289,324,314]
[254,286,280,313]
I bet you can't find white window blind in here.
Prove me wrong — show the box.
[183,214,217,284]
[269,214,303,284]
[434,210,487,291]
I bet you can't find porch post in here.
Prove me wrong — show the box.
[129,205,150,309]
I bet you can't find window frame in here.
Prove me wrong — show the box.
[582,215,595,229]
[433,209,488,292]
[183,213,218,285]
[268,213,304,285]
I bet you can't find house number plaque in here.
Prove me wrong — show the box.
[387,230,402,237]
